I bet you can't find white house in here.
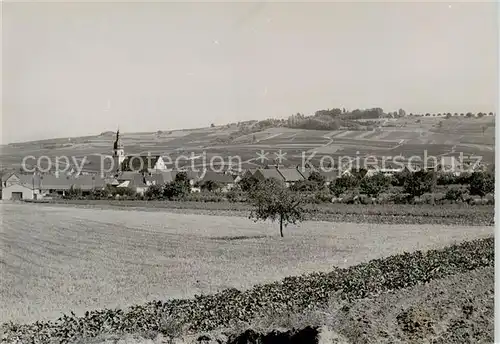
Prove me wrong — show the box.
[2,183,39,200]
[1,172,41,200]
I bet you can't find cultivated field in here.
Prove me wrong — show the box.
[0,116,495,171]
[0,203,493,324]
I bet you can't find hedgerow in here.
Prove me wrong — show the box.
[1,237,493,344]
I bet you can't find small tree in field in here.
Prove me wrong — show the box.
[249,178,305,237]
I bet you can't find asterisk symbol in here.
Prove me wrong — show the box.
[256,150,269,163]
[274,150,287,163]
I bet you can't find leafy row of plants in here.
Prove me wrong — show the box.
[2,237,493,344]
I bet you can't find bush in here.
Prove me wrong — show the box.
[358,194,373,205]
[445,187,467,203]
[469,172,494,198]
[403,171,436,198]
[359,173,391,198]
[144,184,164,200]
[314,189,332,203]
[329,174,359,197]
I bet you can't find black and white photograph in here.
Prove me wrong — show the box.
[0,1,498,343]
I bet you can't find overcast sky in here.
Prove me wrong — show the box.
[2,1,498,144]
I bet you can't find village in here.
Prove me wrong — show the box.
[1,129,490,201]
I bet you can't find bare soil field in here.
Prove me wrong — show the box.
[0,203,493,325]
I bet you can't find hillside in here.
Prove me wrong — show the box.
[0,115,495,174]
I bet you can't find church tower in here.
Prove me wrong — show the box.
[113,129,125,171]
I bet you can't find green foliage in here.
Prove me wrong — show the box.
[308,171,326,188]
[249,178,305,237]
[65,186,83,199]
[445,187,467,202]
[329,174,359,197]
[3,237,493,343]
[392,169,411,187]
[144,184,164,200]
[200,180,221,192]
[239,174,260,192]
[164,181,189,200]
[403,170,436,198]
[468,172,494,198]
[174,172,191,188]
[290,180,318,192]
[360,173,391,198]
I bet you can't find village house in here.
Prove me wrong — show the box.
[1,173,41,200]
[253,168,285,183]
[276,168,305,187]
[117,173,164,195]
[121,155,167,172]
[199,171,236,192]
[1,173,106,200]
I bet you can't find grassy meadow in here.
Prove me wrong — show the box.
[0,202,493,324]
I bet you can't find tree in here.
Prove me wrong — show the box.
[164,181,188,200]
[174,172,191,188]
[329,174,359,197]
[308,171,326,188]
[398,108,406,117]
[445,187,467,202]
[239,174,260,192]
[360,173,391,198]
[201,180,221,192]
[446,113,452,119]
[290,179,318,192]
[66,185,83,199]
[392,168,411,187]
[145,184,164,200]
[249,178,305,237]
[210,123,215,127]
[403,170,436,199]
[466,112,473,117]
[468,172,494,198]
[163,172,191,199]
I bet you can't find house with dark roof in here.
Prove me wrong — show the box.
[242,168,257,179]
[117,173,165,195]
[253,168,285,183]
[199,171,236,192]
[276,168,305,187]
[71,175,106,191]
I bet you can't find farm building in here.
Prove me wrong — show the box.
[172,170,201,187]
[117,173,164,195]
[253,168,285,183]
[1,183,39,200]
[297,166,315,180]
[1,173,106,199]
[1,173,41,200]
[276,168,305,187]
[199,171,236,192]
[242,168,257,179]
